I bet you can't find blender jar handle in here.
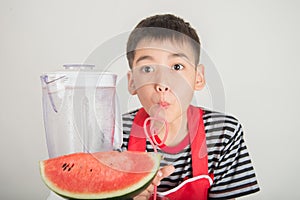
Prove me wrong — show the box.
[41,75,66,113]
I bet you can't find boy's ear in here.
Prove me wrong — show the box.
[194,64,206,90]
[127,71,137,95]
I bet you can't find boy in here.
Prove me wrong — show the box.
[122,14,259,199]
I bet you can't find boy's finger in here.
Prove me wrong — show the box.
[160,165,175,178]
[133,183,154,200]
[153,165,175,186]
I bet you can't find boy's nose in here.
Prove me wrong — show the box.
[156,84,169,93]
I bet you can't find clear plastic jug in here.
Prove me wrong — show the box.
[40,64,122,158]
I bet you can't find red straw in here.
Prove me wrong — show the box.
[143,106,169,200]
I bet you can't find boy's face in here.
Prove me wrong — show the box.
[127,39,205,123]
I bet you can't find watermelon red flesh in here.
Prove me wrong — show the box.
[40,151,160,199]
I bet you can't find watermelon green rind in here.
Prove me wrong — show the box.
[39,151,161,199]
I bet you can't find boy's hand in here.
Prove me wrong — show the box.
[133,165,175,200]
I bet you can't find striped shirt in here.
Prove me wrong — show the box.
[122,107,260,199]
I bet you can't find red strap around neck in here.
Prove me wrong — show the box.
[127,107,149,151]
[189,107,208,176]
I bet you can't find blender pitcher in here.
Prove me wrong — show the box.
[40,64,122,158]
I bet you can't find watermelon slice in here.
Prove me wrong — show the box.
[39,151,161,199]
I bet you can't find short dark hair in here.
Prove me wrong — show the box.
[126,14,201,68]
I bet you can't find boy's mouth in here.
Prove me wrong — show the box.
[159,101,170,108]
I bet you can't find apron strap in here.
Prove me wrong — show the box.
[188,106,209,176]
[128,108,148,151]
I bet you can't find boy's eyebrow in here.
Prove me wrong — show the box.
[169,53,191,61]
[135,55,154,65]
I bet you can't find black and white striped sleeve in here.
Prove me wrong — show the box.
[207,117,260,199]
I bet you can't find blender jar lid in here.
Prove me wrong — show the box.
[41,64,117,87]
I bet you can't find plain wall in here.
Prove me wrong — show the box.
[1,0,299,199]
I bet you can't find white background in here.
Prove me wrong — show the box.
[1,0,299,199]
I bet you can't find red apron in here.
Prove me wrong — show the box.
[128,106,213,200]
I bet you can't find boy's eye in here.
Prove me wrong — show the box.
[141,65,155,73]
[171,64,184,71]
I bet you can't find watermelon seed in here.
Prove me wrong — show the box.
[90,169,93,172]
[68,163,75,171]
[62,163,67,168]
